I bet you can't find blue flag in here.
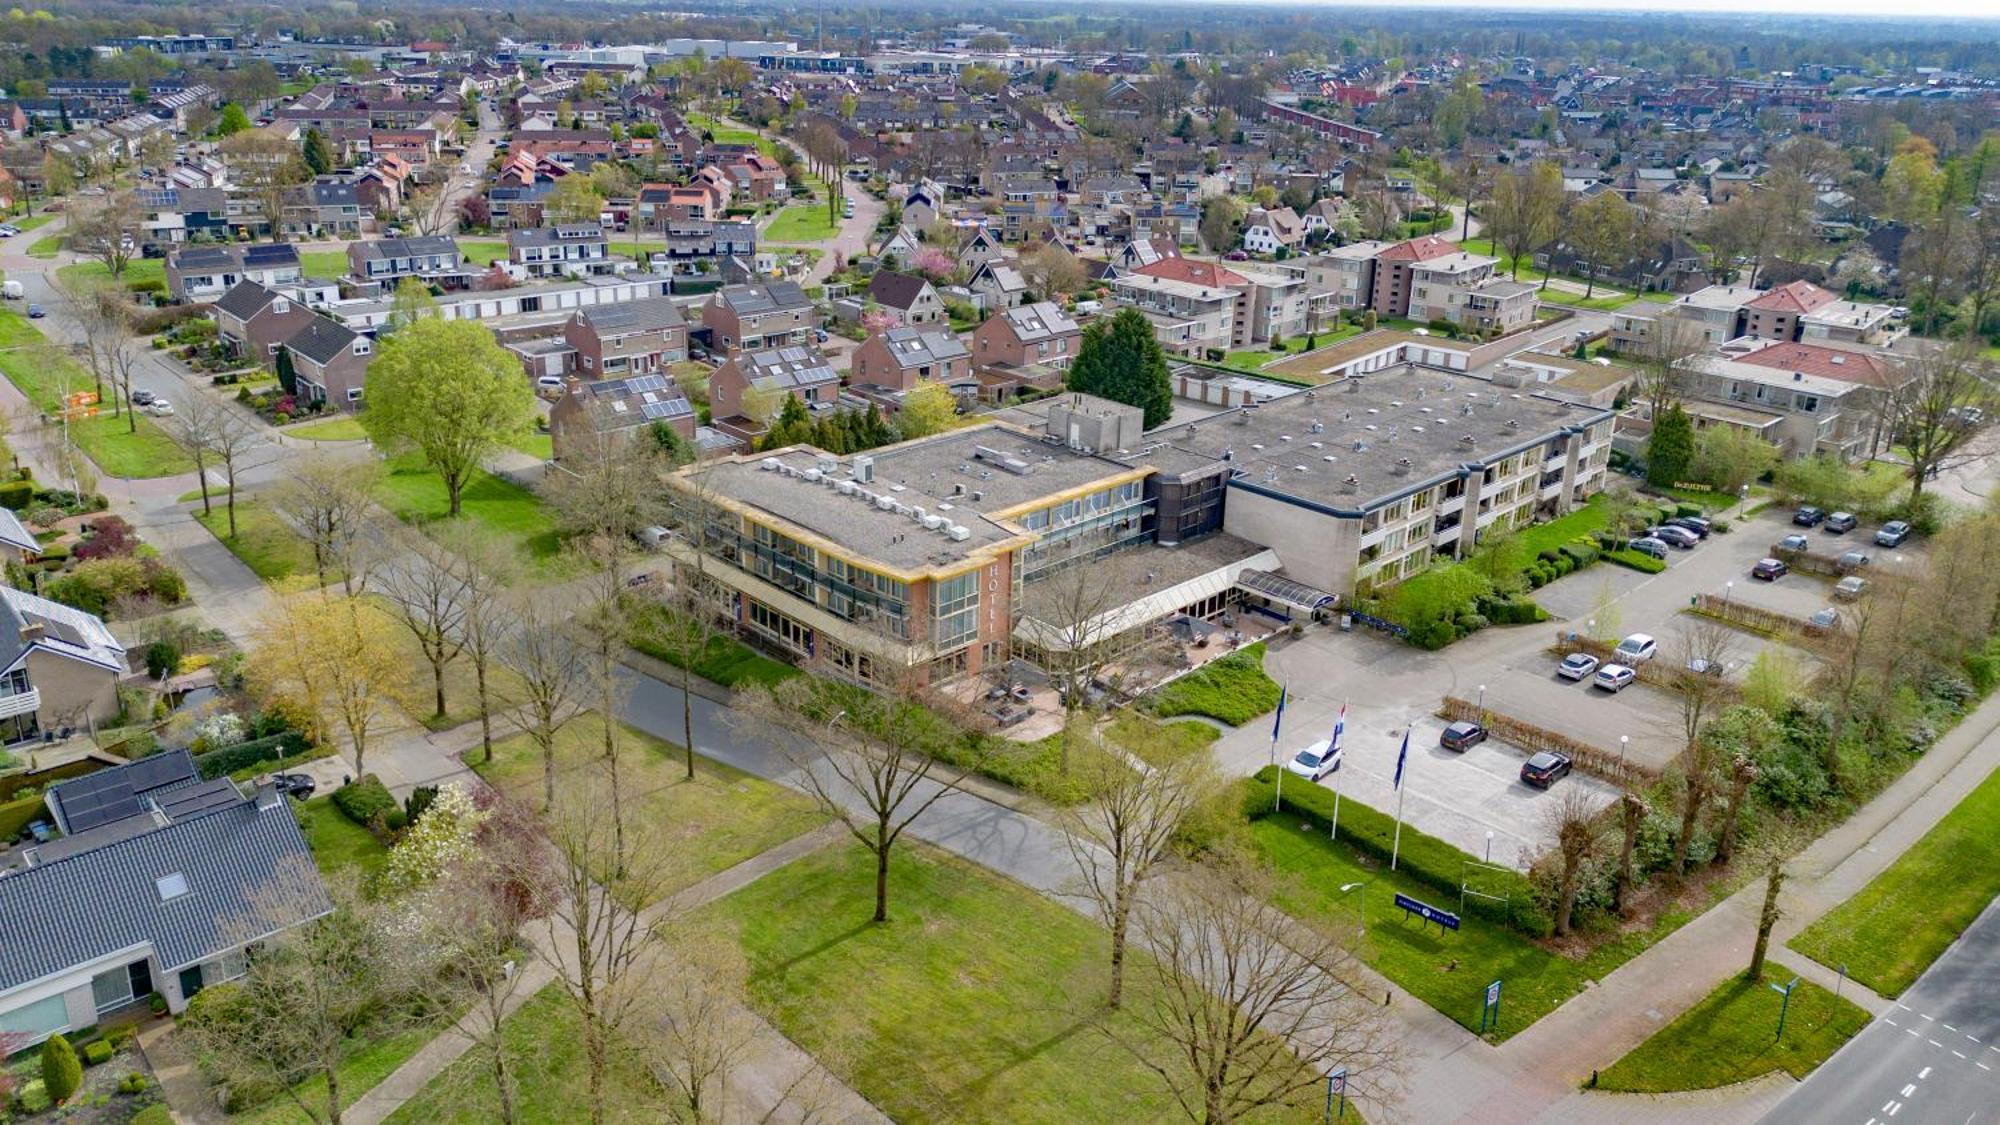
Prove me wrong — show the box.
[1392,728,1410,790]
[1331,703,1347,752]
[1270,685,1287,742]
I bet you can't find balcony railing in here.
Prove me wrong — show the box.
[0,688,40,720]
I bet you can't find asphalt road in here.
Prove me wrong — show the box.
[1763,896,2000,1125]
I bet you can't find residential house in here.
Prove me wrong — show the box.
[955,226,1006,272]
[0,585,126,743]
[1240,207,1305,256]
[209,281,318,369]
[283,315,374,410]
[970,301,1079,400]
[0,510,38,566]
[549,372,696,462]
[282,180,364,238]
[875,226,925,268]
[508,224,614,278]
[135,187,229,247]
[707,346,841,429]
[966,261,1028,310]
[866,271,945,327]
[0,753,329,1039]
[850,326,973,392]
[346,236,472,291]
[702,281,819,353]
[166,244,304,304]
[561,298,688,379]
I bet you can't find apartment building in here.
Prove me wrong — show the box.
[1128,258,1309,347]
[1615,281,1898,350]
[1108,272,1237,358]
[508,224,614,278]
[1285,240,1388,312]
[1406,252,1537,334]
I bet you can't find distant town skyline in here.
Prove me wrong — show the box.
[1286,0,1998,19]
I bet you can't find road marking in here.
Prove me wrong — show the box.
[1884,1102,1899,1114]
[1886,1018,1900,1027]
[1900,1003,1914,1011]
[1908,1029,1922,1037]
[1887,1101,1903,1116]
[1922,1013,1936,1021]
[1954,1051,1966,1059]
[1904,1084,1918,1096]
[1970,1036,1982,1044]
[1929,1039,1945,1048]
[1921,1068,1933,1079]
[1979,1062,1992,1072]
[1944,1023,1958,1032]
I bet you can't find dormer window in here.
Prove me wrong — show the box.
[271,298,289,315]
[353,338,372,356]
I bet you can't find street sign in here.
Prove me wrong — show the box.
[1324,1068,1348,1123]
[1486,980,1502,1007]
[1479,978,1503,1034]
[1393,892,1461,932]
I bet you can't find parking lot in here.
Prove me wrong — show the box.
[1211,502,1926,870]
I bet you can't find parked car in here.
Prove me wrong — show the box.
[1686,656,1734,678]
[1824,511,1858,534]
[1875,521,1911,547]
[1594,663,1637,693]
[1521,751,1575,788]
[1752,557,1789,581]
[1779,534,1810,553]
[25,304,44,319]
[1286,739,1344,781]
[1793,506,1826,527]
[1806,607,1841,635]
[272,773,317,800]
[1557,652,1600,681]
[1627,536,1669,560]
[1648,525,1700,549]
[130,388,155,406]
[146,398,174,416]
[1834,575,1869,600]
[1440,721,1487,752]
[1666,516,1712,539]
[1838,550,1871,572]
[1614,633,1658,663]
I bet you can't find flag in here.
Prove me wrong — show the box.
[1392,728,1410,790]
[1331,703,1347,752]
[1270,685,1288,742]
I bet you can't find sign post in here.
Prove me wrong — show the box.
[1323,1068,1347,1123]
[1770,976,1800,1040]
[1392,893,1460,933]
[1478,979,1503,1035]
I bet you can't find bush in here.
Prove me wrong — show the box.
[82,1039,112,1066]
[1604,548,1667,574]
[144,640,180,680]
[42,1033,82,1103]
[130,1102,171,1124]
[192,731,312,779]
[1149,644,1281,726]
[118,1072,151,1096]
[332,774,397,826]
[1243,768,1551,936]
[404,785,438,825]
[0,479,32,510]
[17,1078,50,1114]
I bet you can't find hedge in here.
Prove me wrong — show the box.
[0,792,47,841]
[193,732,313,780]
[0,757,104,804]
[1244,766,1552,937]
[1603,548,1667,574]
[82,1039,112,1066]
[0,479,32,509]
[332,775,396,826]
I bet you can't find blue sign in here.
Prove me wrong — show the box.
[1348,611,1409,639]
[1393,893,1461,932]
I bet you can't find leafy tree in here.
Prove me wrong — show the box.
[217,102,251,136]
[363,319,536,517]
[301,126,333,175]
[385,278,437,335]
[41,1034,81,1104]
[1198,194,1242,252]
[1646,403,1695,488]
[1066,307,1173,429]
[1694,424,1780,496]
[543,175,605,225]
[895,381,958,439]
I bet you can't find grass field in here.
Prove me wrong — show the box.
[1103,710,1217,767]
[507,430,552,460]
[287,415,370,442]
[1597,963,1869,1092]
[295,797,388,880]
[457,239,509,266]
[699,842,1250,1124]
[196,502,331,585]
[298,249,350,277]
[1791,760,2000,996]
[0,309,43,348]
[240,1026,435,1125]
[1457,238,1637,309]
[1148,643,1281,726]
[377,452,563,568]
[26,232,63,258]
[56,258,166,289]
[1220,326,1363,373]
[0,331,196,478]
[1252,816,1686,1040]
[763,205,838,243]
[474,713,824,908]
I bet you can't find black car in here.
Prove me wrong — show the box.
[1824,511,1858,534]
[1875,521,1911,547]
[1666,516,1712,539]
[1440,721,1487,752]
[130,389,155,406]
[1752,557,1788,580]
[272,773,316,800]
[1793,506,1826,527]
[1521,751,1574,789]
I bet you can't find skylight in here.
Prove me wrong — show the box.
[155,872,189,902]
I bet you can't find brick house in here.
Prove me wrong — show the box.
[972,301,1081,374]
[209,281,318,368]
[849,327,972,392]
[283,315,374,410]
[701,281,819,352]
[561,298,688,379]
[866,270,945,326]
[708,346,840,428]
[548,372,696,462]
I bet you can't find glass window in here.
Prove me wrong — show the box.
[0,993,69,1041]
[92,966,134,1012]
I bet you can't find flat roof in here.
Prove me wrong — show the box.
[1260,330,1468,383]
[1146,366,1612,513]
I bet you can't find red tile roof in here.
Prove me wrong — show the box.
[1734,341,1896,387]
[1134,258,1248,288]
[1746,280,1836,315]
[1376,234,1460,263]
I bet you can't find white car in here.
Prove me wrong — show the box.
[145,398,174,416]
[1613,633,1658,663]
[1285,738,1344,782]
[1557,652,1600,681]
[1594,664,1637,693]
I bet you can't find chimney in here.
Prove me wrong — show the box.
[255,781,284,811]
[566,375,584,397]
[18,622,44,645]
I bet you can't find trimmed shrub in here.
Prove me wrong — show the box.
[0,792,46,841]
[131,1106,172,1125]
[1604,548,1667,574]
[17,1078,50,1114]
[1244,768,1551,936]
[192,731,312,779]
[144,640,180,680]
[332,774,396,826]
[82,1039,112,1066]
[42,1033,82,1103]
[0,479,32,510]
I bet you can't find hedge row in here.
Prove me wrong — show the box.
[0,792,46,841]
[192,732,314,780]
[332,775,396,826]
[1244,766,1552,937]
[1602,548,1667,574]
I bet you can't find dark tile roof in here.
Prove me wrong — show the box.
[572,372,694,431]
[572,297,684,337]
[353,235,462,261]
[0,794,329,991]
[212,280,279,322]
[45,749,199,835]
[876,326,968,369]
[714,280,810,317]
[240,243,302,270]
[509,224,606,248]
[169,245,238,272]
[867,270,933,311]
[0,586,125,678]
[285,315,361,365]
[742,345,838,391]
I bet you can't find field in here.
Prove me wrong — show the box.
[377,452,564,567]
[0,328,196,478]
[763,205,838,243]
[286,415,370,442]
[196,502,333,585]
[1596,963,1869,1092]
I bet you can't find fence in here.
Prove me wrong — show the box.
[1691,593,1814,638]
[1439,695,1660,787]
[1770,541,1849,579]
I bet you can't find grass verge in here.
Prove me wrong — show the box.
[1148,642,1280,726]
[238,1026,434,1125]
[629,601,801,689]
[378,452,564,569]
[287,415,370,442]
[1596,962,1869,1092]
[0,332,195,477]
[294,796,388,880]
[764,205,838,243]
[1791,758,2000,996]
[196,502,330,585]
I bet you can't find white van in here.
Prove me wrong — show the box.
[637,526,671,550]
[535,375,566,397]
[1073,300,1102,316]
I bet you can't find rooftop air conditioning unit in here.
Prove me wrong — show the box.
[804,468,823,483]
[853,455,875,483]
[838,481,857,495]
[876,494,896,510]
[816,453,838,474]
[922,514,946,530]
[948,525,971,541]
[760,457,780,471]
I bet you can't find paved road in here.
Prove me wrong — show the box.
[1763,896,2000,1125]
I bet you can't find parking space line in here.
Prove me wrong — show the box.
[1953,1051,1966,1059]
[1979,1062,1991,1072]
[1920,1068,1932,1079]
[1903,1084,1917,1097]
[1908,1028,1922,1037]
[1928,1040,1944,1048]
[1886,1018,1900,1027]
[1943,1023,1958,1032]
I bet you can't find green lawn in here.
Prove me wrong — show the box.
[1596,963,1870,1092]
[0,337,196,478]
[378,452,563,567]
[197,501,330,585]
[457,239,508,266]
[1149,642,1281,726]
[1220,326,1364,373]
[26,232,63,258]
[382,985,664,1124]
[1251,816,1686,1040]
[1515,493,1611,556]
[507,430,552,460]
[239,1025,435,1125]
[294,797,388,880]
[56,258,166,289]
[1456,238,1637,309]
[0,309,43,349]
[9,213,55,234]
[763,205,838,243]
[298,249,350,278]
[1792,758,2000,996]
[1636,289,1681,304]
[699,841,1264,1124]
[1104,710,1217,767]
[475,712,824,908]
[286,415,370,442]
[630,602,800,689]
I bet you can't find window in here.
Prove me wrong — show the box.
[155,872,189,901]
[92,966,135,1012]
[0,993,69,1042]
[346,388,364,403]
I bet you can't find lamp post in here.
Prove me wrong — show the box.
[1485,831,1494,862]
[1477,683,1487,716]
[1619,735,1629,766]
[1723,580,1733,609]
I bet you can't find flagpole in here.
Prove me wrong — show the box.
[1330,701,1347,841]
[1391,784,1406,870]
[1330,767,1343,841]
[1270,685,1287,813]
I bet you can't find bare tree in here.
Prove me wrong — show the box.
[174,393,265,538]
[1612,790,1646,916]
[170,394,227,517]
[750,668,984,923]
[270,451,383,593]
[1888,342,1993,499]
[378,530,473,722]
[435,522,521,765]
[652,471,728,781]
[220,128,311,239]
[1109,857,1398,1124]
[640,924,764,1124]
[1747,850,1789,981]
[1634,316,1709,420]
[496,592,590,806]
[405,180,459,236]
[1545,791,1601,936]
[68,190,142,279]
[1019,561,1131,772]
[1060,746,1218,1009]
[1670,619,1736,878]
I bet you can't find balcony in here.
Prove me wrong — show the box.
[0,687,40,720]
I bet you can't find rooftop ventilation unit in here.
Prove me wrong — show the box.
[911,506,927,524]
[1342,474,1361,492]
[1308,420,1323,433]
[923,514,946,530]
[1352,440,1366,452]
[972,445,1034,475]
[804,468,823,483]
[852,455,875,483]
[1460,433,1478,446]
[948,525,971,541]
[838,480,857,496]
[760,457,781,472]
[815,453,838,474]
[1393,457,1412,475]
[876,494,896,511]
[1236,409,1251,425]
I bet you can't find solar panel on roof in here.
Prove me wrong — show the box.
[641,400,688,420]
[626,373,667,393]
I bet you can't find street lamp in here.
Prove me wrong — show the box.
[1723,580,1734,609]
[1619,735,1629,765]
[1485,831,1494,862]
[1477,684,1487,714]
